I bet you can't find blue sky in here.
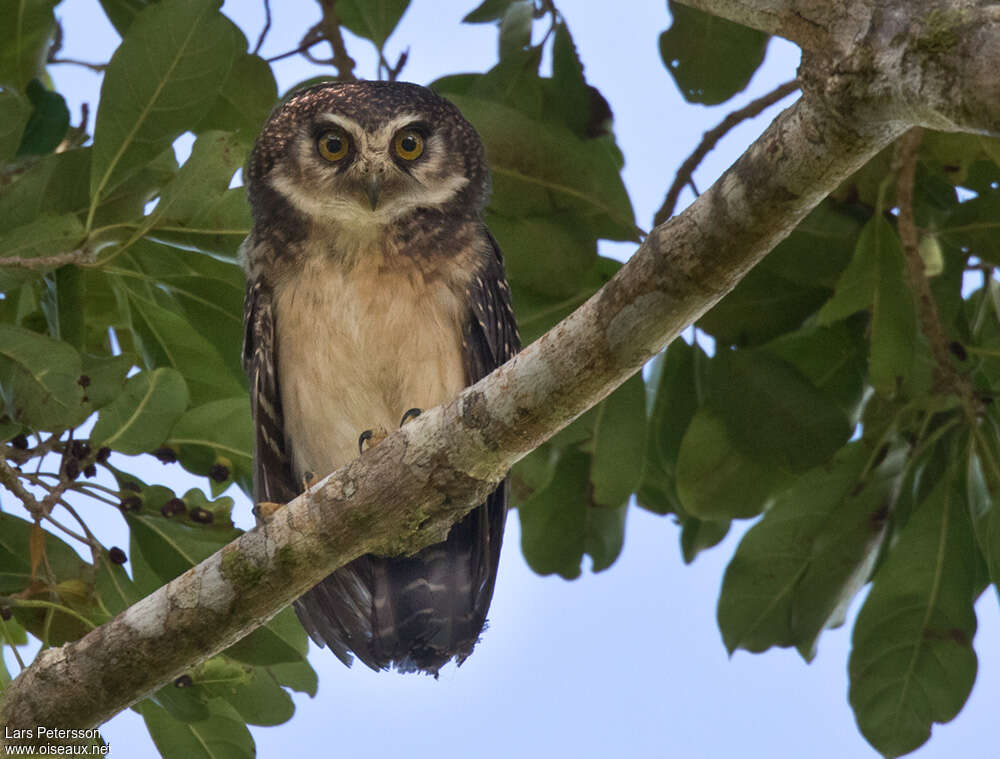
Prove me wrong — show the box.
[6,0,999,757]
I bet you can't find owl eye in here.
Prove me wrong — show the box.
[317,130,349,161]
[393,130,424,161]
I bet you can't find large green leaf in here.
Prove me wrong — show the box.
[167,397,253,494]
[90,0,241,200]
[519,448,626,578]
[16,79,69,157]
[0,324,85,429]
[336,0,409,49]
[91,368,189,455]
[868,216,934,398]
[196,54,278,138]
[200,660,294,727]
[122,287,244,405]
[443,94,636,241]
[0,213,85,291]
[0,0,56,90]
[0,86,30,162]
[0,147,91,231]
[224,607,308,666]
[590,373,646,508]
[707,349,852,472]
[675,407,791,520]
[849,475,979,758]
[718,442,900,659]
[140,698,255,759]
[659,1,769,105]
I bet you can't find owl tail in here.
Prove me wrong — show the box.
[292,483,507,676]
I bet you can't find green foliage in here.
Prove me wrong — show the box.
[2,1,1000,757]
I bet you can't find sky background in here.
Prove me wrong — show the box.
[4,1,1000,757]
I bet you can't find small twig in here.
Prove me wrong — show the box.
[316,0,357,81]
[48,57,107,72]
[379,49,408,81]
[0,615,26,671]
[253,0,272,55]
[894,127,974,402]
[0,248,90,270]
[0,458,44,518]
[654,78,801,226]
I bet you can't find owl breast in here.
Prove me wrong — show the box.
[273,252,468,480]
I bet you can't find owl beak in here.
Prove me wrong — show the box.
[365,174,383,210]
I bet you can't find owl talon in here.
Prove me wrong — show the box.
[358,427,388,454]
[253,501,284,523]
[400,408,422,426]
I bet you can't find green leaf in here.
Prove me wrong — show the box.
[127,507,242,594]
[90,0,241,200]
[488,212,597,299]
[16,79,69,157]
[123,287,244,405]
[590,373,646,507]
[463,0,516,24]
[0,147,91,232]
[763,320,867,421]
[0,0,56,90]
[816,215,881,324]
[115,240,246,381]
[98,0,153,35]
[707,349,852,472]
[718,442,899,659]
[0,513,87,595]
[150,187,251,257]
[675,407,791,520]
[680,517,730,564]
[868,217,933,398]
[167,397,253,494]
[224,607,308,666]
[848,474,978,758]
[268,659,318,697]
[761,199,864,288]
[519,448,626,578]
[79,352,134,411]
[140,698,255,759]
[91,368,189,454]
[659,1,769,105]
[336,0,409,49]
[0,213,85,291]
[697,266,829,346]
[148,131,248,230]
[443,94,637,241]
[0,86,30,162]
[0,324,85,429]
[499,0,533,60]
[204,664,294,727]
[196,55,278,138]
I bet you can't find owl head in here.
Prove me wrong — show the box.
[245,81,490,234]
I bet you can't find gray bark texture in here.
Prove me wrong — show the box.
[3,0,1000,744]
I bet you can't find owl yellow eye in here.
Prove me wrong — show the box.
[317,130,349,161]
[393,130,424,161]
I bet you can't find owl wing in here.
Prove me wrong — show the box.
[243,276,381,670]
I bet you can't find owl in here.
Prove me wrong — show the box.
[240,81,520,675]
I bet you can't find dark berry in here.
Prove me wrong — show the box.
[120,495,142,513]
[83,463,97,478]
[109,547,127,565]
[949,341,968,361]
[0,606,11,621]
[10,434,28,450]
[153,447,178,464]
[209,463,230,482]
[188,507,214,524]
[64,457,80,481]
[77,374,91,389]
[96,446,111,463]
[161,498,187,518]
[174,675,193,688]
